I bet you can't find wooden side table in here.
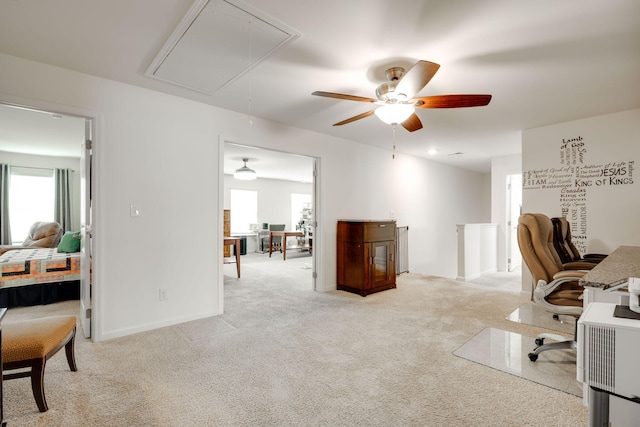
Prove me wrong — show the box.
[269,231,306,260]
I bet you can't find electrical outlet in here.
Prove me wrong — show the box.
[159,288,168,301]
[389,210,395,219]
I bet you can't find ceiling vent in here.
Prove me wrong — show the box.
[145,0,300,95]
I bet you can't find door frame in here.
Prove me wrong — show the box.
[0,94,99,340]
[218,137,321,312]
[506,173,522,272]
[79,119,93,338]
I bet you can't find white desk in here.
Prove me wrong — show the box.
[230,232,261,253]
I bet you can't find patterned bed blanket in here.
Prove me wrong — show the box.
[0,248,81,288]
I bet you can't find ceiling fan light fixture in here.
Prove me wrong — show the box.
[234,158,257,180]
[374,103,415,125]
[375,81,397,100]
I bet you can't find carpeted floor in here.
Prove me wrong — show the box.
[2,262,588,426]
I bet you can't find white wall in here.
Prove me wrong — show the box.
[0,150,81,232]
[0,52,489,341]
[223,175,312,252]
[521,108,640,294]
[223,174,312,230]
[214,100,491,282]
[0,53,222,341]
[456,223,498,281]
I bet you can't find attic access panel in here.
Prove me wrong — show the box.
[146,0,300,95]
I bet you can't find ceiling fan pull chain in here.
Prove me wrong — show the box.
[247,90,253,125]
[392,124,397,159]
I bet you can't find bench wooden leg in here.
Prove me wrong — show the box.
[65,328,78,372]
[30,358,48,413]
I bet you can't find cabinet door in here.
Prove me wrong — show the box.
[370,241,395,287]
[340,241,366,289]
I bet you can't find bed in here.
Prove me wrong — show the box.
[0,248,81,307]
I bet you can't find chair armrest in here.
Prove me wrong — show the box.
[583,253,607,261]
[553,270,586,279]
[562,261,597,270]
[533,278,584,316]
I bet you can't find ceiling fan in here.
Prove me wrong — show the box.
[312,60,492,132]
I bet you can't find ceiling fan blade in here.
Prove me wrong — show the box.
[401,113,423,132]
[333,110,375,126]
[312,91,376,103]
[414,94,492,108]
[394,60,440,99]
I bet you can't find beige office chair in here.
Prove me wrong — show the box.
[551,217,607,265]
[517,213,591,361]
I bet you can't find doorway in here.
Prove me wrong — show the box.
[507,173,522,272]
[0,101,94,338]
[222,141,318,293]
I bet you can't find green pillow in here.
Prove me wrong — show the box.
[57,231,81,253]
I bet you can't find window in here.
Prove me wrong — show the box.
[291,193,311,231]
[230,189,257,233]
[9,168,55,244]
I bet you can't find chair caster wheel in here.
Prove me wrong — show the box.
[535,338,544,346]
[528,353,538,362]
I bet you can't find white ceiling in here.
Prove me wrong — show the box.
[0,0,639,174]
[0,103,85,158]
[224,142,314,182]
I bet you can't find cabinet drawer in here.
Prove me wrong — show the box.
[363,222,395,242]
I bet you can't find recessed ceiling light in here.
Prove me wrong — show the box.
[427,148,438,155]
[447,152,463,158]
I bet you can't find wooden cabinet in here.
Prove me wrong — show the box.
[223,210,231,258]
[337,220,396,296]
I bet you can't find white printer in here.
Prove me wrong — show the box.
[577,302,640,400]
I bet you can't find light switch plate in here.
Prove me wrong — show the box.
[130,204,140,218]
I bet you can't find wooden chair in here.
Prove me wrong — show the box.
[263,224,285,253]
[2,315,78,412]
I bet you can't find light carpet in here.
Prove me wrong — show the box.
[2,272,588,426]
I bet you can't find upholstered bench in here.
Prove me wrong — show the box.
[2,315,78,412]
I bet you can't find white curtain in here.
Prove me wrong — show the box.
[0,164,11,244]
[54,168,72,232]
